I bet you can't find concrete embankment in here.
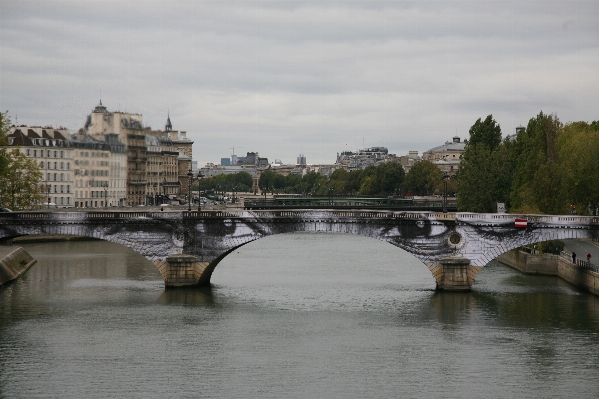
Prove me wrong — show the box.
[0,246,37,286]
[497,249,599,296]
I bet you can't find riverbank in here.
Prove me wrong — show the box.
[497,249,599,296]
[0,246,36,286]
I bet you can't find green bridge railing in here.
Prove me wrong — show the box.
[244,196,457,211]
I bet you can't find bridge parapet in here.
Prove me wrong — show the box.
[456,213,598,226]
[1,210,597,291]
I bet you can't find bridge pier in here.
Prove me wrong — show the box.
[428,257,482,291]
[155,255,211,288]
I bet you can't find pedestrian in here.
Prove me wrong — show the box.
[587,253,592,263]
[572,252,576,264]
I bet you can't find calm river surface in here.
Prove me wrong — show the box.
[1,234,599,398]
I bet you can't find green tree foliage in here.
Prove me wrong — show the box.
[510,112,563,214]
[200,171,254,193]
[557,121,599,215]
[468,114,502,150]
[1,111,42,210]
[254,162,406,196]
[538,240,565,255]
[456,111,599,215]
[404,160,442,196]
[456,115,513,212]
[0,111,11,177]
[0,148,42,210]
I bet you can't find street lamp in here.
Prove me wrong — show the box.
[12,171,21,210]
[197,170,204,211]
[187,169,193,212]
[442,172,449,213]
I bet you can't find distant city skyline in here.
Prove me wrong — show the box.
[1,1,597,165]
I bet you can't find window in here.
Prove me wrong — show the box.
[60,162,64,169]
[54,150,57,158]
[34,150,37,157]
[60,151,64,158]
[27,149,31,156]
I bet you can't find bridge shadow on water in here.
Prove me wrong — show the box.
[4,234,598,333]
[420,261,599,333]
[157,286,216,306]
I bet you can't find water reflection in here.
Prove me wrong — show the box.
[1,236,599,398]
[157,286,216,306]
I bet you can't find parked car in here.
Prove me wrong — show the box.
[0,207,13,212]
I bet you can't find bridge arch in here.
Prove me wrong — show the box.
[0,211,187,283]
[2,210,597,290]
[197,229,435,287]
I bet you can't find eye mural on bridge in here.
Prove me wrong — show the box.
[0,211,597,290]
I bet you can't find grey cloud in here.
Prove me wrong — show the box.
[1,0,598,165]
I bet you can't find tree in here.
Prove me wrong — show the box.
[0,111,10,178]
[510,112,564,214]
[467,114,502,151]
[456,115,513,212]
[405,160,442,196]
[258,169,276,193]
[557,121,599,215]
[374,162,405,195]
[0,148,42,210]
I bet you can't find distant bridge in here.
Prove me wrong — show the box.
[243,196,457,212]
[1,210,597,291]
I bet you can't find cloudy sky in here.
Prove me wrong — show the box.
[1,1,597,165]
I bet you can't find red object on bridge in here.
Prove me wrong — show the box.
[515,218,528,229]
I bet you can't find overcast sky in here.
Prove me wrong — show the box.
[1,1,597,165]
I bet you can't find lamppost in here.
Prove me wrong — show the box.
[12,171,21,210]
[442,172,449,213]
[329,186,334,206]
[187,169,193,212]
[197,170,204,211]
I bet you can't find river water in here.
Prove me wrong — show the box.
[1,234,598,398]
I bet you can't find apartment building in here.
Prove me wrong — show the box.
[8,126,74,207]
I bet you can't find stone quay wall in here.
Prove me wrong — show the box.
[497,249,599,296]
[0,246,37,286]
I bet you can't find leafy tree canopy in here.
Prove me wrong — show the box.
[467,114,502,151]
[405,160,442,196]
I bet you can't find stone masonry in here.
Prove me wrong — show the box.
[0,210,597,290]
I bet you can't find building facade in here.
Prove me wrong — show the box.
[8,127,75,207]
[84,101,193,206]
[422,136,466,176]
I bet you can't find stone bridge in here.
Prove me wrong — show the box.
[1,210,598,291]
